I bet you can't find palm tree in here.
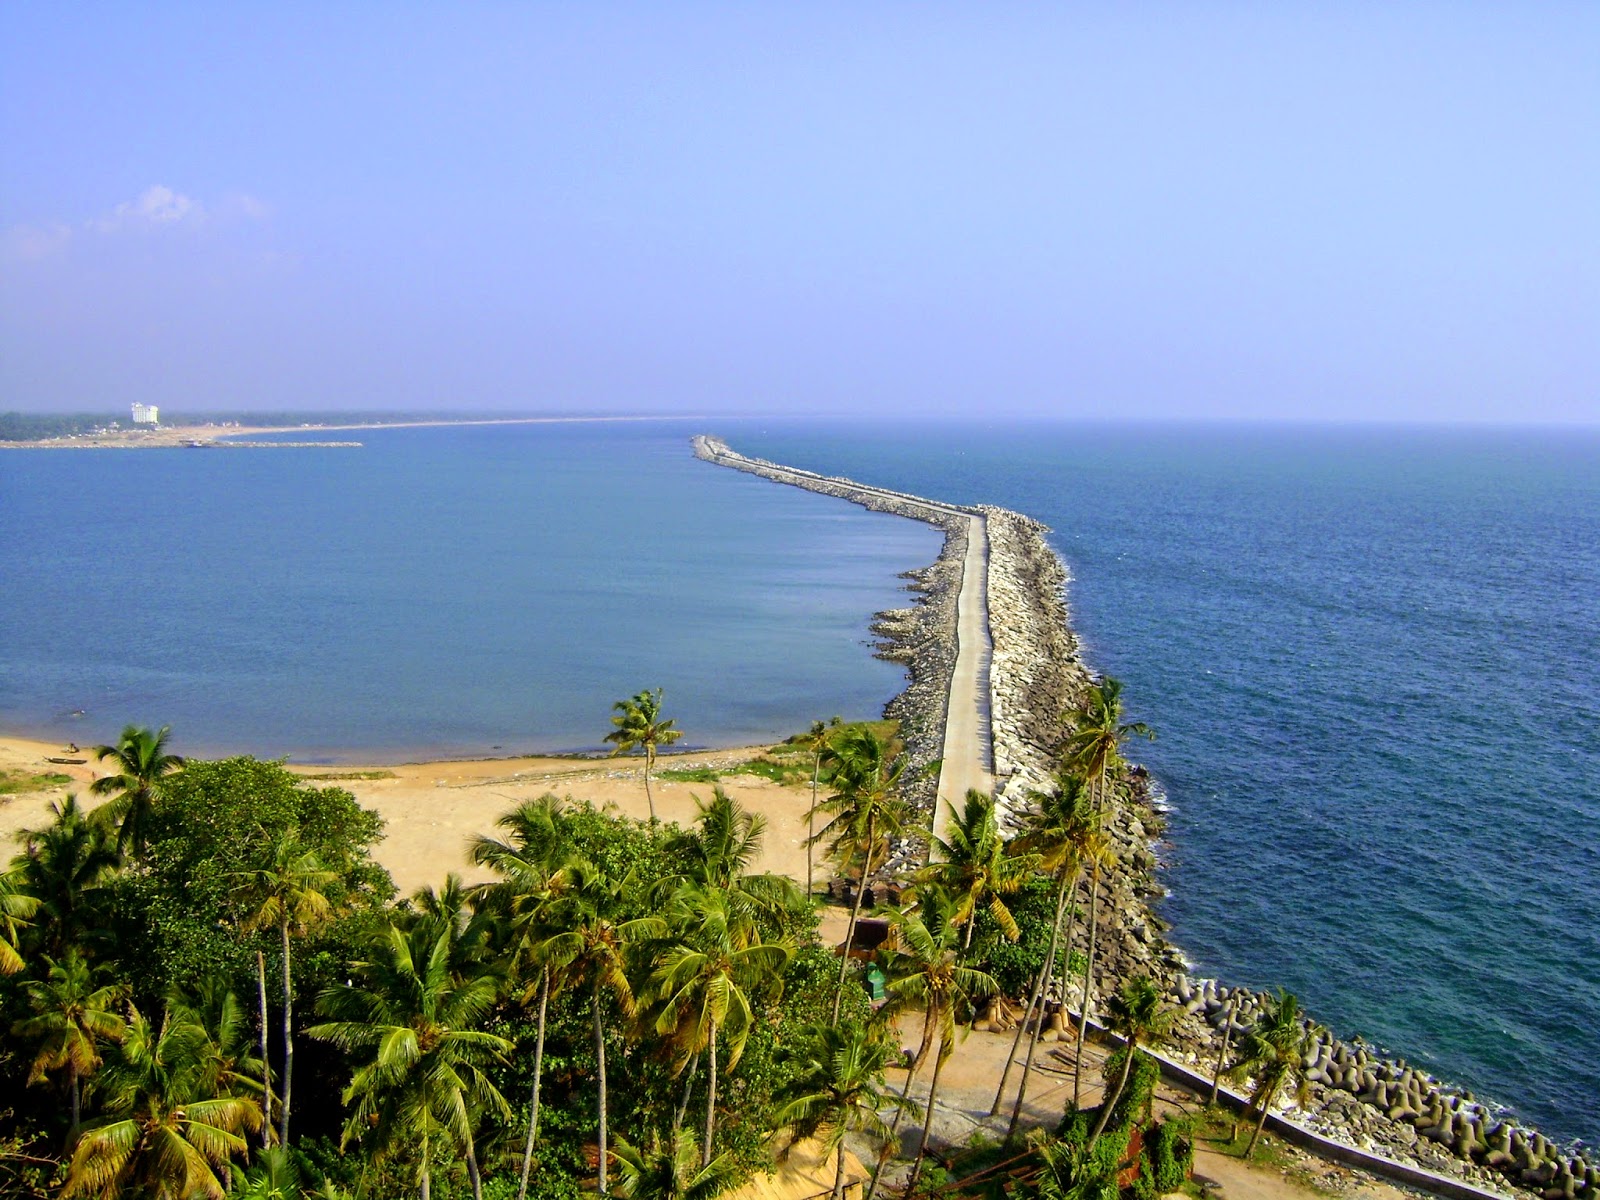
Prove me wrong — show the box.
[233,831,337,1148]
[611,1129,740,1200]
[542,861,666,1197]
[13,794,120,960]
[1062,678,1153,818]
[660,787,802,937]
[0,866,37,975]
[651,886,793,1166]
[471,794,577,1200]
[166,978,266,1115]
[61,1004,262,1200]
[1087,976,1171,1145]
[88,724,185,859]
[809,727,911,1023]
[1033,1136,1120,1200]
[1230,990,1323,1159]
[798,717,842,898]
[604,688,682,824]
[993,772,1097,1134]
[310,917,513,1200]
[774,1023,908,1200]
[1069,833,1118,1111]
[919,788,1030,957]
[13,950,128,1140]
[869,887,995,1199]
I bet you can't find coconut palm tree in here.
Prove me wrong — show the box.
[774,1023,909,1200]
[809,727,911,1023]
[1230,990,1322,1159]
[1087,975,1171,1145]
[660,787,802,938]
[13,950,128,1140]
[310,917,513,1200]
[542,861,667,1197]
[798,717,843,898]
[471,794,577,1200]
[611,1129,740,1200]
[1033,1136,1120,1200]
[61,1004,262,1200]
[12,794,119,960]
[992,771,1096,1132]
[1070,834,1118,1111]
[0,867,36,975]
[605,688,682,824]
[233,831,338,1148]
[1062,678,1152,817]
[166,978,266,1114]
[869,887,995,1199]
[651,886,793,1166]
[918,788,1030,957]
[89,724,185,859]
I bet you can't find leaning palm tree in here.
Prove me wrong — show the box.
[89,724,185,859]
[651,886,793,1166]
[611,1129,741,1200]
[994,771,1097,1134]
[1230,990,1323,1159]
[13,950,128,1141]
[809,726,911,1023]
[233,831,337,1149]
[542,861,666,1197]
[798,717,843,898]
[869,887,995,1199]
[471,794,577,1200]
[774,1023,909,1200]
[61,1004,262,1200]
[310,917,513,1200]
[604,688,682,824]
[1069,830,1118,1111]
[1088,975,1172,1145]
[918,788,1030,957]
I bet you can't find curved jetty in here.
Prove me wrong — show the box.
[695,435,1592,1200]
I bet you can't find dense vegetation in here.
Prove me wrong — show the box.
[0,686,1247,1200]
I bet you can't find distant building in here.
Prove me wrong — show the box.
[131,404,159,425]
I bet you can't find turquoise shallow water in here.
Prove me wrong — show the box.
[3,417,1595,1146]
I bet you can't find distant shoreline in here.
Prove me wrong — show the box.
[0,414,698,449]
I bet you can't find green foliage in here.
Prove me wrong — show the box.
[1145,1116,1193,1193]
[969,875,1059,999]
[1099,1048,1159,1132]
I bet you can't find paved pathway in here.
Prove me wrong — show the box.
[930,511,993,848]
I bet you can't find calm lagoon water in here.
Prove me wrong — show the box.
[3,416,1595,1146]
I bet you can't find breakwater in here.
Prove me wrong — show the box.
[694,435,1586,1200]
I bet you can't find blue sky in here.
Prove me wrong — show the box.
[2,3,1595,421]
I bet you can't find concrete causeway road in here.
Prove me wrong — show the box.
[931,510,994,850]
[693,436,996,848]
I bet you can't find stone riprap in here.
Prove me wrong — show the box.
[1169,977,1593,1199]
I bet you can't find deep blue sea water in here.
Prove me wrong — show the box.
[2,417,1595,1146]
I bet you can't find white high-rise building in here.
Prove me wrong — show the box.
[131,403,159,425]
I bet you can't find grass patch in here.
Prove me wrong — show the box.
[0,769,73,796]
[657,767,723,784]
[1190,1105,1336,1196]
[295,769,398,781]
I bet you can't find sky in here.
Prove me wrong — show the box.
[1,3,1596,422]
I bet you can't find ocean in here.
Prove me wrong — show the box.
[2,417,1595,1146]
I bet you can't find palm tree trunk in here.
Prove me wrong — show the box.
[1208,995,1237,1106]
[518,968,551,1200]
[865,1010,932,1200]
[644,745,657,825]
[674,1050,701,1136]
[1072,864,1101,1109]
[1005,866,1075,1138]
[279,917,294,1148]
[1245,1077,1279,1159]
[907,1030,951,1193]
[702,1021,719,1168]
[807,751,820,900]
[467,1142,483,1200]
[257,949,273,1147]
[595,990,610,1197]
[421,1122,432,1200]
[832,812,875,1023]
[69,1064,80,1140]
[1088,1037,1137,1145]
[832,1134,848,1200]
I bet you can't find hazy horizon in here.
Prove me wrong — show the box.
[3,5,1596,424]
